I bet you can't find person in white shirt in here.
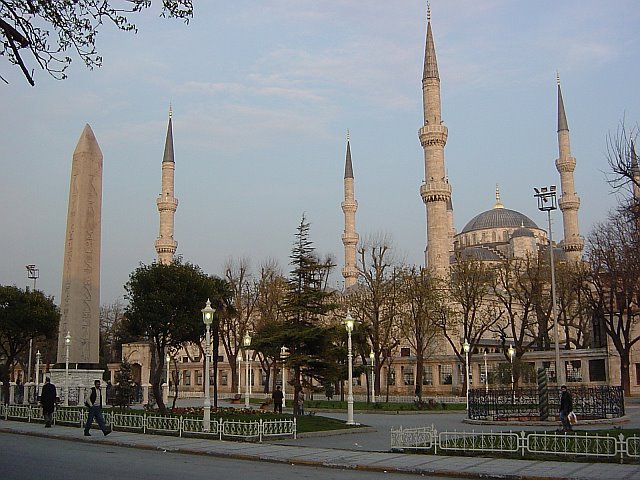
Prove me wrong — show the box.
[84,379,111,436]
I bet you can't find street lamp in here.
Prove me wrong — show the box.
[463,340,470,412]
[35,350,41,399]
[64,332,71,406]
[25,264,39,385]
[243,332,252,408]
[344,312,355,425]
[201,299,215,431]
[280,346,288,408]
[508,344,515,397]
[165,353,171,406]
[483,349,488,395]
[534,185,563,386]
[369,350,376,404]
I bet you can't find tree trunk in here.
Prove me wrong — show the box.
[620,351,631,396]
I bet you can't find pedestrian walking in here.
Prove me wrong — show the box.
[559,385,573,432]
[272,385,284,413]
[297,389,305,416]
[84,379,111,436]
[40,376,57,428]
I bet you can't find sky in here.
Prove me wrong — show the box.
[1,0,639,306]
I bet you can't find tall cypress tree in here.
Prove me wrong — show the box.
[281,215,338,414]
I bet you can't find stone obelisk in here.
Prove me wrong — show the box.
[57,124,103,366]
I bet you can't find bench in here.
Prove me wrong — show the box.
[230,393,242,404]
[260,398,273,410]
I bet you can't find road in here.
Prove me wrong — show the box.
[0,432,453,480]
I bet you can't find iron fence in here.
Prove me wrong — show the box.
[0,405,296,442]
[468,385,624,421]
[391,425,639,463]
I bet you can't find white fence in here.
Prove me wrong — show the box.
[391,425,640,462]
[0,404,296,442]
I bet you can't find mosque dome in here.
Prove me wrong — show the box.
[461,207,539,233]
[511,226,535,238]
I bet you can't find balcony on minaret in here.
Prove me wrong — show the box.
[558,193,580,211]
[342,232,359,245]
[155,238,177,252]
[556,156,576,172]
[156,195,178,211]
[420,180,451,203]
[418,124,448,147]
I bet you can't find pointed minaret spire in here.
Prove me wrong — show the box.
[555,77,583,263]
[155,108,179,264]
[419,4,451,277]
[494,184,504,209]
[342,131,359,289]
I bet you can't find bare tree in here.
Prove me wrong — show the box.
[441,256,499,393]
[1,1,193,85]
[584,210,640,395]
[397,266,444,401]
[352,234,402,397]
[222,258,258,395]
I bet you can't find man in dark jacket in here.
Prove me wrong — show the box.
[272,385,284,413]
[559,385,573,432]
[84,379,111,436]
[40,376,57,428]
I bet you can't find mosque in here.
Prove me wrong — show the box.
[112,7,638,403]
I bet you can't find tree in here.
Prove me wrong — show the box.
[0,285,59,402]
[113,360,134,408]
[397,266,443,401]
[605,121,640,219]
[123,258,231,414]
[352,234,402,398]
[584,209,640,395]
[221,258,257,396]
[441,256,499,393]
[100,300,127,366]
[279,215,338,414]
[0,1,193,86]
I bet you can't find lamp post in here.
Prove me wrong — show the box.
[508,344,515,398]
[64,332,71,406]
[201,299,215,431]
[165,353,171,406]
[369,350,376,404]
[463,340,470,412]
[35,350,41,399]
[280,346,288,408]
[236,355,241,396]
[483,349,488,394]
[243,332,252,408]
[534,185,563,386]
[25,264,39,385]
[344,312,355,425]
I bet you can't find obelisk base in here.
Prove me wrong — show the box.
[49,368,104,406]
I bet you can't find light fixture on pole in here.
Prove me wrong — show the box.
[280,346,288,408]
[165,352,171,406]
[463,340,470,412]
[25,264,39,385]
[483,349,489,394]
[508,344,515,397]
[35,350,41,398]
[201,299,215,431]
[534,185,563,386]
[369,350,376,404]
[243,332,252,408]
[344,312,356,425]
[64,332,71,406]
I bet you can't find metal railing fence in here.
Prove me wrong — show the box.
[0,404,295,442]
[391,425,640,462]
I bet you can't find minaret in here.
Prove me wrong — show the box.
[341,131,359,289]
[555,75,583,263]
[155,107,179,264]
[631,141,640,201]
[419,4,452,277]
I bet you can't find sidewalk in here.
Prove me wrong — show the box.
[1,418,639,479]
